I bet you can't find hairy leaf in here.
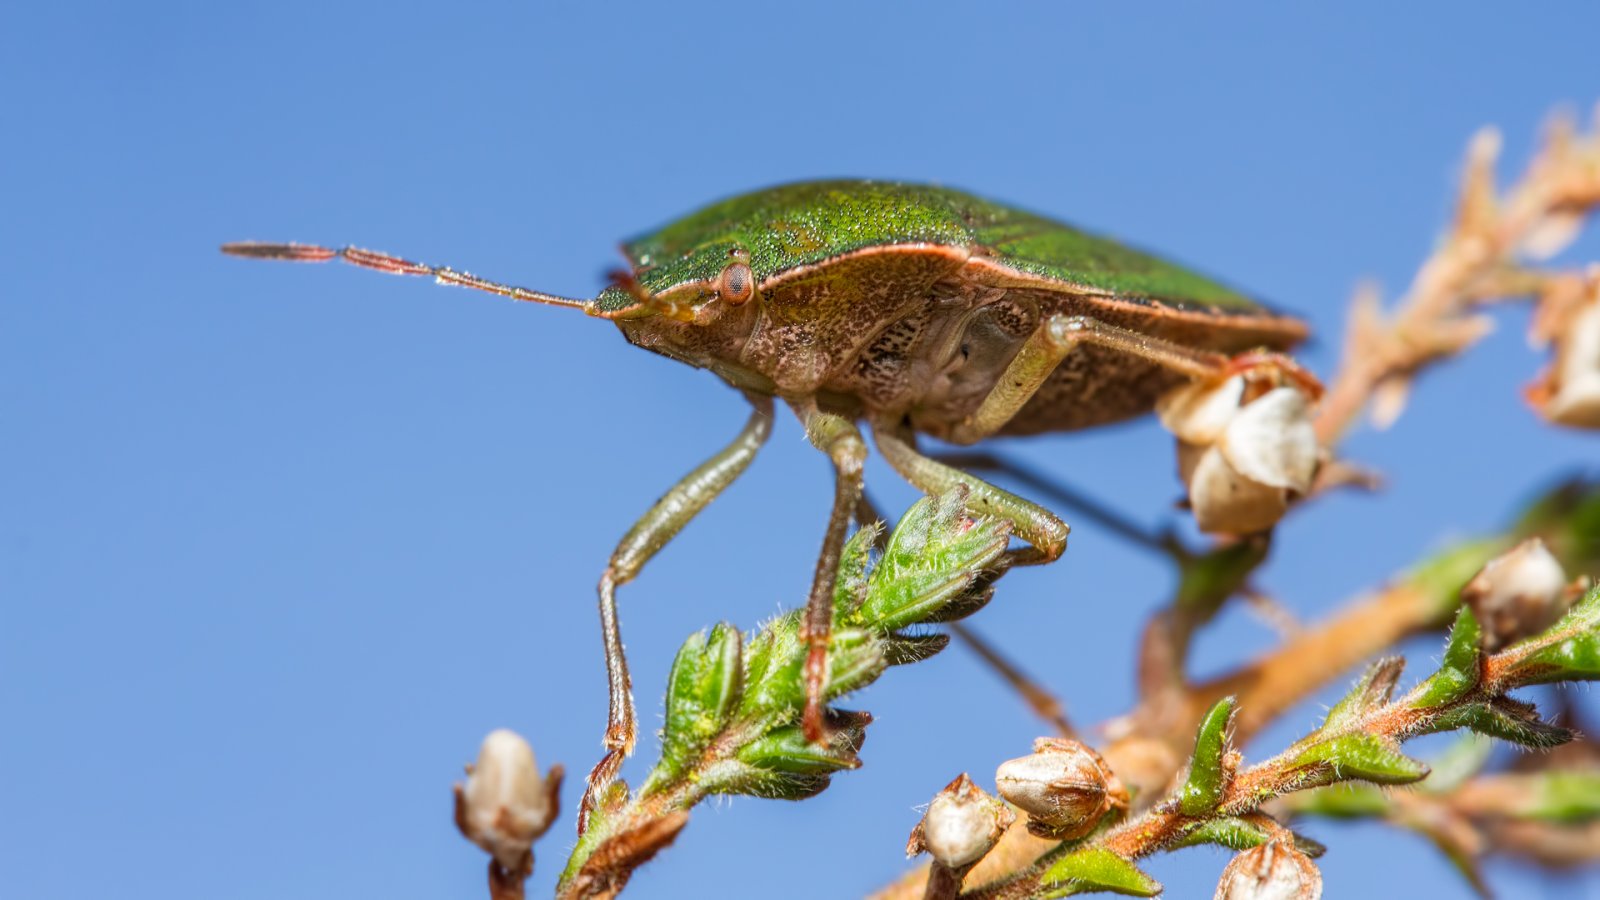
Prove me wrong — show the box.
[1179,696,1237,815]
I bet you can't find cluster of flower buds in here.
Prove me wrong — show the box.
[1528,267,1600,429]
[1214,841,1322,899]
[454,729,563,882]
[1157,356,1322,534]
[906,773,1015,870]
[1462,538,1580,650]
[994,737,1129,840]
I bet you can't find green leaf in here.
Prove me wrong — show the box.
[833,523,879,620]
[823,629,888,698]
[656,623,744,782]
[1173,817,1326,857]
[1179,696,1236,815]
[1501,583,1600,686]
[734,721,866,776]
[1422,697,1573,749]
[1291,733,1430,786]
[1039,847,1161,898]
[705,711,872,801]
[1524,770,1600,822]
[1175,539,1268,617]
[859,491,1009,631]
[738,612,805,716]
[1320,657,1404,734]
[1411,607,1483,708]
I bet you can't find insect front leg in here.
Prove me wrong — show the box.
[946,314,1231,444]
[873,424,1069,564]
[581,396,774,826]
[793,404,868,743]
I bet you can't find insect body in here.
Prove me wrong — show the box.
[223,180,1305,819]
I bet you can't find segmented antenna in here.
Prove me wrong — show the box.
[220,242,591,311]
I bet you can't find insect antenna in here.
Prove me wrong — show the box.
[220,242,591,311]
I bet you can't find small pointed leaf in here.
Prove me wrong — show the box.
[833,523,879,621]
[1320,657,1404,734]
[1174,817,1326,858]
[1411,607,1483,708]
[1501,584,1600,685]
[1179,696,1237,815]
[1039,847,1161,898]
[860,490,1009,630]
[1292,733,1430,786]
[735,721,866,775]
[1422,697,1574,749]
[657,623,744,781]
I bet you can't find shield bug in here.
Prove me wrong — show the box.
[224,179,1306,815]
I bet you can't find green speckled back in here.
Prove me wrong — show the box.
[602,180,1266,314]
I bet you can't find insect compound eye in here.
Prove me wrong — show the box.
[717,261,755,305]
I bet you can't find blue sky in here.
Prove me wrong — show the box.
[4,2,1600,897]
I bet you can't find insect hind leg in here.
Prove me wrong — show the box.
[946,314,1231,445]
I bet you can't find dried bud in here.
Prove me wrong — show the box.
[907,774,1015,869]
[1214,841,1323,900]
[1462,538,1572,650]
[455,729,562,874]
[1159,363,1319,535]
[994,738,1128,839]
[1530,271,1600,428]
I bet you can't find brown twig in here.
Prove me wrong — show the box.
[1316,109,1600,445]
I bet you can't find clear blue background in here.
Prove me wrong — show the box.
[5,2,1600,897]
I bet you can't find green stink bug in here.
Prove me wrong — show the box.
[223,179,1305,817]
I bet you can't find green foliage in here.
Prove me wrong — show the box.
[1421,697,1573,748]
[1523,770,1600,822]
[1500,583,1600,685]
[1290,733,1430,787]
[1174,540,1269,618]
[1178,696,1237,816]
[656,622,743,784]
[857,489,1011,630]
[568,490,1011,889]
[1039,847,1161,898]
[1411,607,1483,708]
[1319,657,1404,735]
[1173,817,1326,857]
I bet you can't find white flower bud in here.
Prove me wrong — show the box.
[1160,367,1319,535]
[1462,538,1572,650]
[907,773,1014,869]
[1536,285,1600,428]
[1214,841,1323,900]
[994,738,1128,840]
[455,729,560,873]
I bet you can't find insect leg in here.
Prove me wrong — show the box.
[794,404,868,743]
[873,425,1069,564]
[860,490,1074,736]
[947,315,1231,444]
[932,451,1175,556]
[581,396,775,827]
